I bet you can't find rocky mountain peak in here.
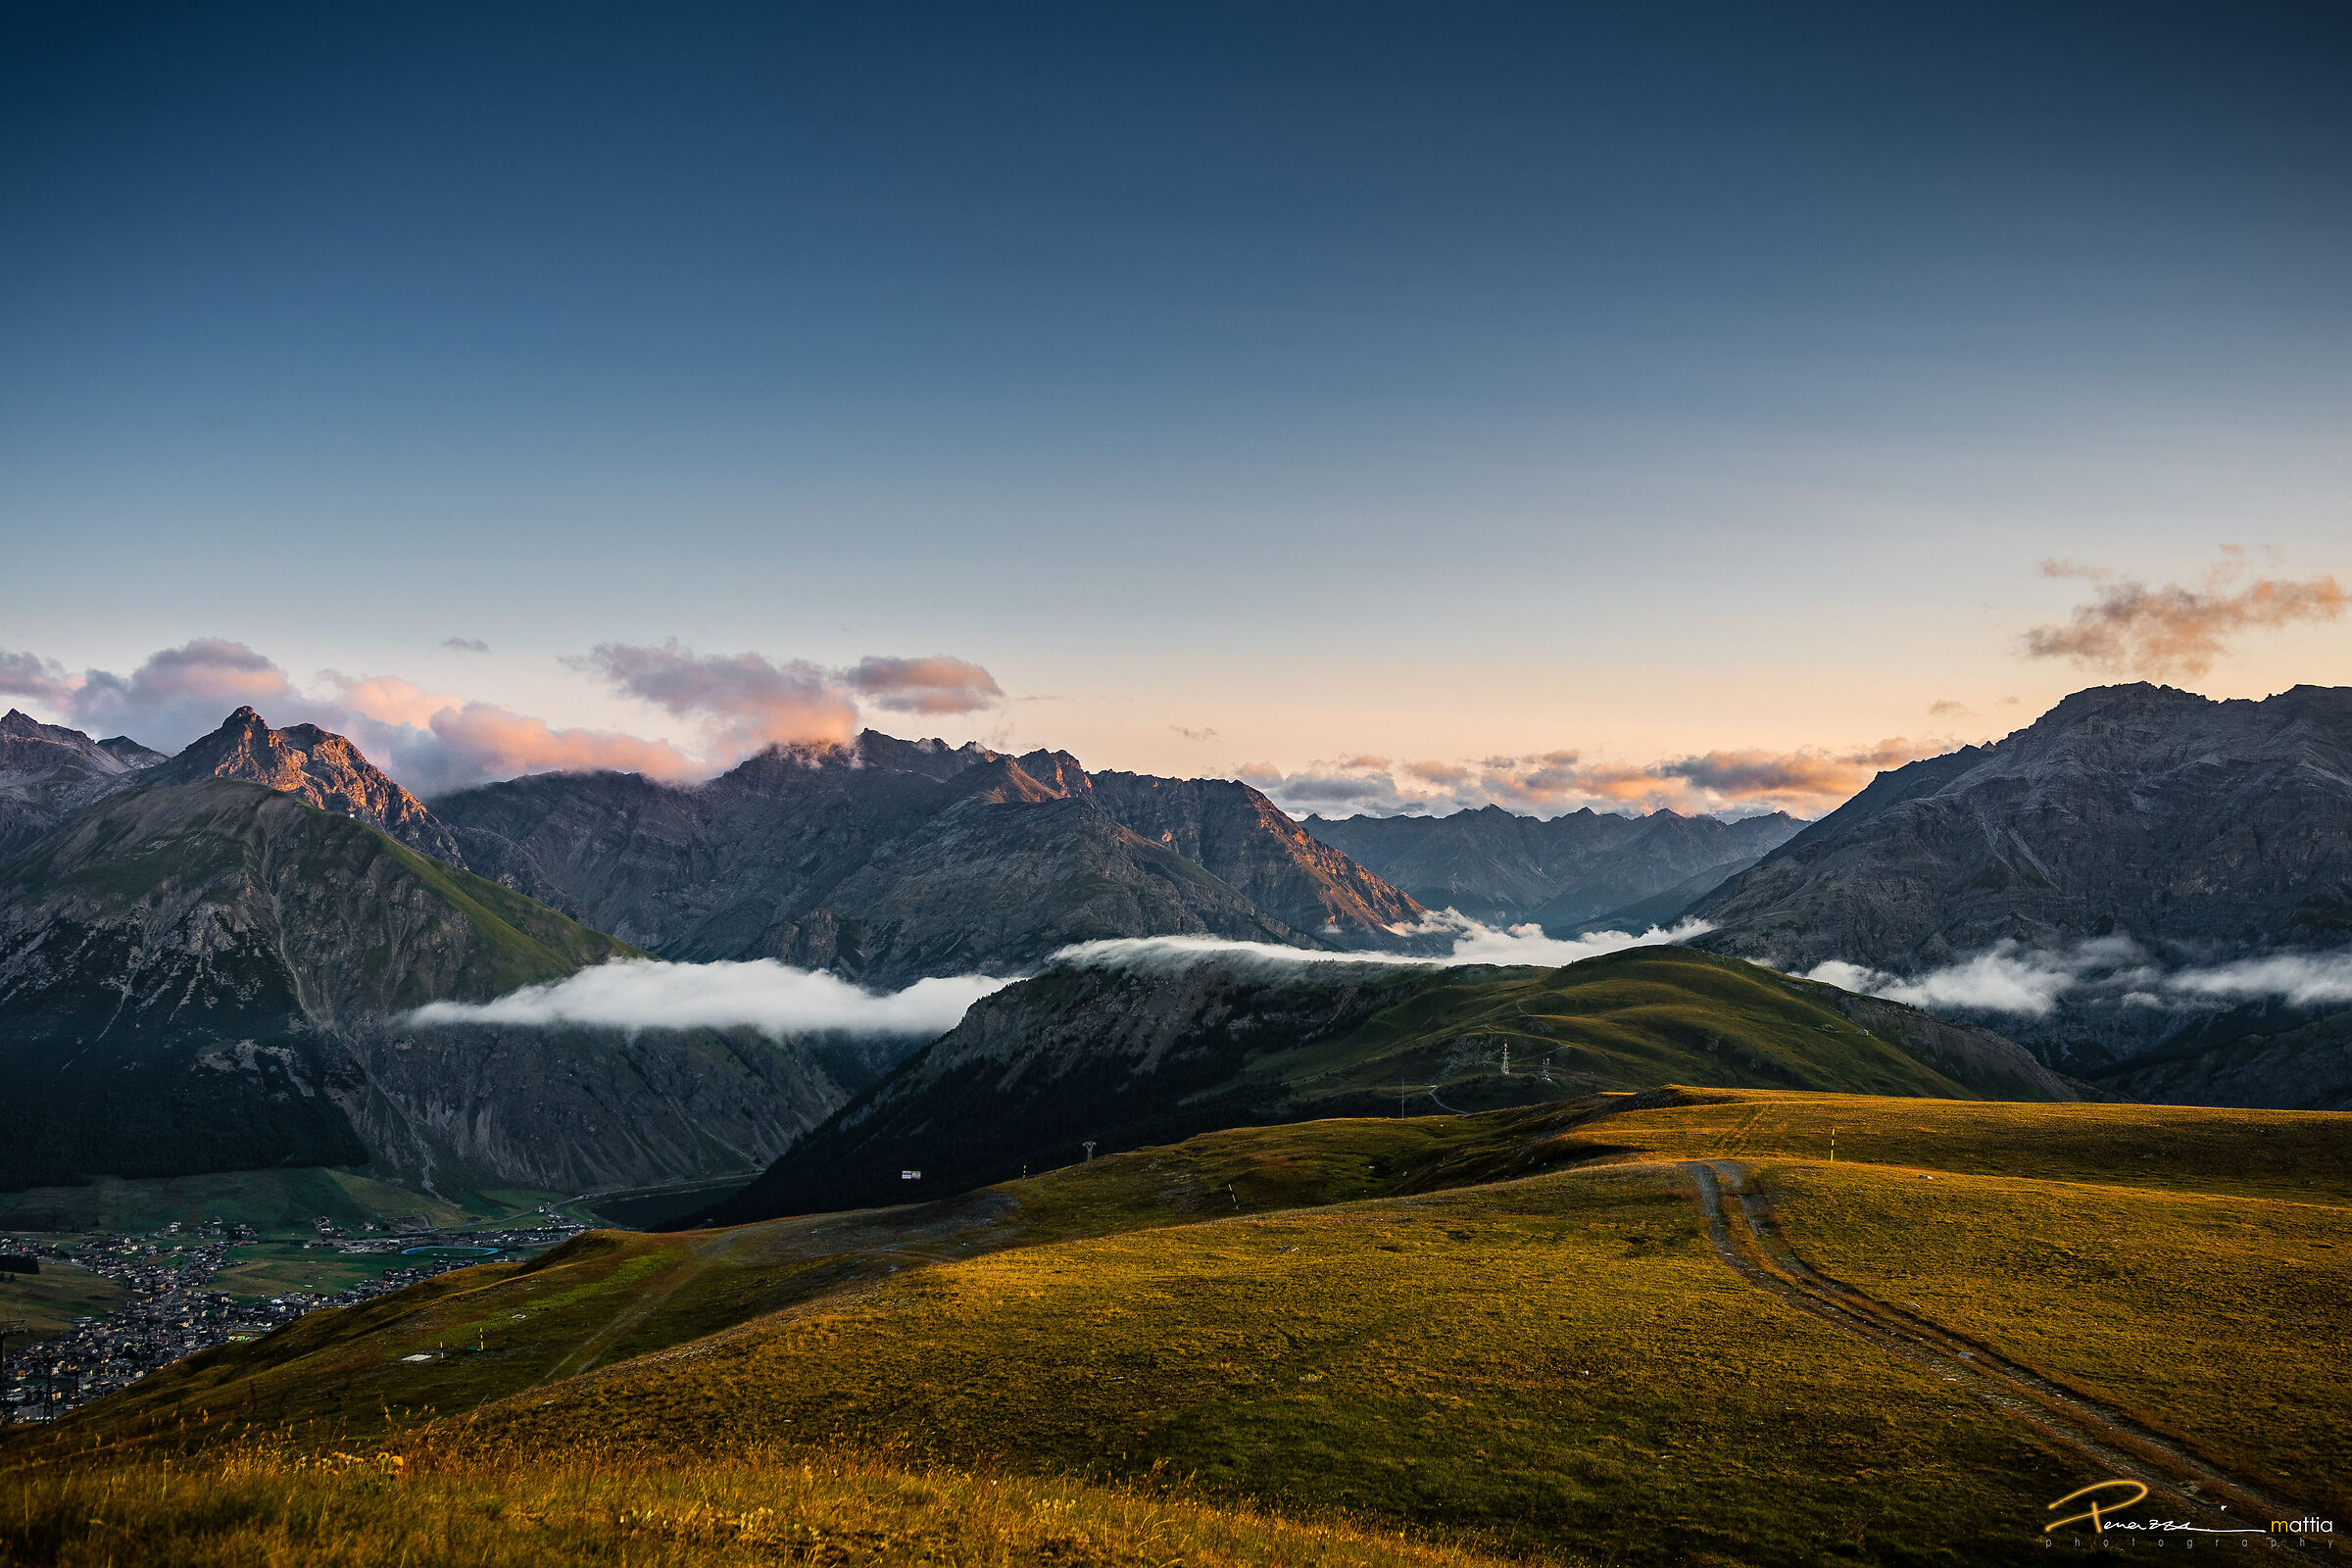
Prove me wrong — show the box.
[851,729,999,780]
[150,709,464,861]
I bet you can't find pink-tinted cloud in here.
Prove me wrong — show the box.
[411,704,703,788]
[2024,549,2346,678]
[573,640,859,753]
[0,638,313,744]
[840,655,1003,714]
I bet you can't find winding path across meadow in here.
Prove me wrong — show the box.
[1678,1158,2317,1548]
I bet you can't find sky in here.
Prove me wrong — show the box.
[3,2,2348,817]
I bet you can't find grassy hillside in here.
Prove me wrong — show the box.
[717,947,2072,1221]
[9,1089,2347,1566]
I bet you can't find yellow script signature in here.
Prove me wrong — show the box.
[2046,1480,2149,1535]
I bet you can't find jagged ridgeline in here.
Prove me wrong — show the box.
[0,778,629,1187]
[705,946,2081,1223]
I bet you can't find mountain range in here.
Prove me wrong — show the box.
[0,708,1437,1197]
[433,734,1422,981]
[11,677,2351,1210]
[1304,803,1799,929]
[1692,683,2352,1103]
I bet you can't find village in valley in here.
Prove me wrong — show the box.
[1,1210,585,1423]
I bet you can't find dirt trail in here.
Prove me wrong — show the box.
[1678,1159,2317,1547]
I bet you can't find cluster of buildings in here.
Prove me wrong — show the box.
[2,1211,588,1423]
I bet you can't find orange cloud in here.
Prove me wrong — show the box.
[423,702,704,783]
[2024,550,2346,678]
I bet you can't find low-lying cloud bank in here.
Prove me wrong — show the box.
[409,918,1712,1039]
[1808,939,2352,1017]
[1054,917,1714,973]
[408,959,1012,1038]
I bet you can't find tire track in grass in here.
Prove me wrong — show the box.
[1678,1159,2317,1547]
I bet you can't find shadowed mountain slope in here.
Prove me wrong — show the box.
[0,778,883,1194]
[0,778,629,1187]
[436,731,1422,983]
[1691,684,2352,1098]
[0,709,165,859]
[1696,683,2352,971]
[704,945,2077,1223]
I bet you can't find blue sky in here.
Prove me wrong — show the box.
[3,2,2347,814]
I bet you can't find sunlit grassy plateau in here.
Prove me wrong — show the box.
[6,1085,2347,1563]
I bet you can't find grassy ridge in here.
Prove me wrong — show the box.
[725,948,2066,1221]
[1253,950,2015,1113]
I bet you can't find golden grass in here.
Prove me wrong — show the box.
[1,1442,1531,1567]
[1749,1157,2352,1507]
[1549,1087,2352,1204]
[12,1088,2348,1567]
[430,1164,2082,1566]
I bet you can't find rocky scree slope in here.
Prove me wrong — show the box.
[0,779,879,1194]
[1304,804,1798,929]
[703,945,2075,1223]
[435,731,1423,985]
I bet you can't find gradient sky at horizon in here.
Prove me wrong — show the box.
[4,2,2348,815]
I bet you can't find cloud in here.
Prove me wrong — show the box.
[441,637,491,654]
[840,656,1004,715]
[2164,953,2352,1008]
[2023,549,2346,678]
[1806,937,2352,1017]
[0,638,312,745]
[412,918,1713,1041]
[409,958,1011,1037]
[1170,724,1219,742]
[572,640,860,754]
[1052,917,1713,973]
[0,636,1002,798]
[1928,699,1975,718]
[1807,951,2086,1017]
[1246,737,1955,821]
